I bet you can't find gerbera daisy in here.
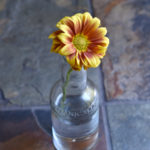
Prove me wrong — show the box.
[49,12,109,71]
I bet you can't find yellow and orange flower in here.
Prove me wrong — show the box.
[49,12,109,71]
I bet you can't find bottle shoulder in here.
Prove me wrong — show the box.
[50,79,99,121]
[50,78,98,103]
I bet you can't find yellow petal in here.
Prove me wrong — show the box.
[58,33,71,44]
[100,37,110,47]
[49,33,54,39]
[48,30,62,39]
[57,16,71,26]
[82,14,101,35]
[57,16,75,35]
[75,52,80,65]
[87,28,107,42]
[90,44,107,56]
[98,46,107,57]
[84,53,101,68]
[83,12,92,23]
[92,17,101,29]
[56,24,73,37]
[51,44,61,53]
[81,59,89,70]
[49,12,109,71]
[71,15,82,34]
[72,58,82,71]
[66,54,76,66]
[59,44,75,56]
[98,27,107,35]
[75,13,83,20]
[72,65,82,71]
[66,53,82,71]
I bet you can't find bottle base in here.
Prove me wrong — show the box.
[52,128,99,150]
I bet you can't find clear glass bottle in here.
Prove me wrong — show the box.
[50,61,99,150]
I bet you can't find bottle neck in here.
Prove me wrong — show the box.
[61,60,87,95]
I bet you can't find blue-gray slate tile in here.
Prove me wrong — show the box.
[107,103,150,150]
[93,0,150,100]
[0,0,103,107]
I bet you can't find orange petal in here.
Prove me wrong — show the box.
[80,53,89,69]
[88,27,107,41]
[66,53,76,66]
[99,37,109,47]
[51,43,63,53]
[71,15,82,34]
[82,52,101,68]
[57,16,75,35]
[88,44,107,56]
[90,37,109,48]
[82,13,100,35]
[56,24,74,37]
[72,65,82,71]
[66,52,82,71]
[82,12,92,26]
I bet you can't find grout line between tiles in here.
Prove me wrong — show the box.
[98,66,113,150]
[0,105,50,111]
[101,105,113,150]
[106,99,150,105]
[31,108,51,137]
[89,0,113,149]
[1,99,149,112]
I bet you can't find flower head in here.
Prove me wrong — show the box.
[49,12,109,71]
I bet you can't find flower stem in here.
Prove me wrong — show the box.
[62,67,73,103]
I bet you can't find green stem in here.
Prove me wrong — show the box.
[62,67,73,103]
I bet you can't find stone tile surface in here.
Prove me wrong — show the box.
[34,109,52,136]
[0,110,54,150]
[107,103,150,150]
[93,0,150,100]
[0,0,102,106]
[0,108,107,150]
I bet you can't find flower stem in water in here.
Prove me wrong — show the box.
[62,68,73,103]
